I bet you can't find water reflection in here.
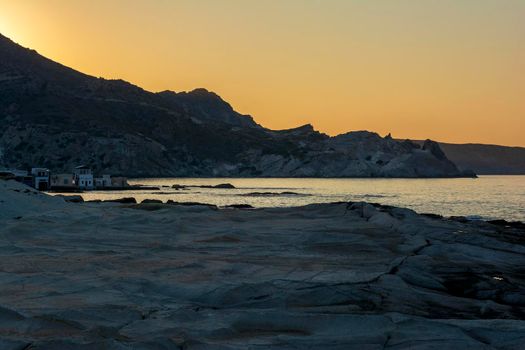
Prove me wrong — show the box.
[51,176,525,221]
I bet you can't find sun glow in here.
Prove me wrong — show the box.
[0,14,13,36]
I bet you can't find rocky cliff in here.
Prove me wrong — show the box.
[0,33,473,178]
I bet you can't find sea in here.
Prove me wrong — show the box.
[56,175,525,222]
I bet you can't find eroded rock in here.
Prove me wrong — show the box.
[0,184,524,348]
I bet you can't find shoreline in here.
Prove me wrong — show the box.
[123,174,479,179]
[55,192,525,226]
[118,199,525,227]
[46,176,525,222]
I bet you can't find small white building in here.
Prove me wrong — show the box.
[94,174,112,188]
[31,168,50,191]
[73,165,94,190]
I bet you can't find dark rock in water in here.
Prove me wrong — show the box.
[141,199,163,204]
[241,191,308,197]
[125,186,161,191]
[166,200,218,209]
[86,199,102,203]
[57,195,84,203]
[104,197,137,204]
[173,183,236,189]
[224,204,254,209]
[213,183,236,189]
[242,192,279,197]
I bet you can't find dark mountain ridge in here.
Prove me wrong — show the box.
[0,33,473,178]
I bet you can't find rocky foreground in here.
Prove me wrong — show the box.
[0,180,524,349]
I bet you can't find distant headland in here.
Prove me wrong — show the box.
[1,33,476,178]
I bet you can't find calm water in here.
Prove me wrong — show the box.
[56,176,525,222]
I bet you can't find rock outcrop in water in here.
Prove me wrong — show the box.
[0,179,524,348]
[0,34,474,178]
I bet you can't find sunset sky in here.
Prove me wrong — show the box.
[0,0,523,146]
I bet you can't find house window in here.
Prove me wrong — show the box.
[64,179,68,185]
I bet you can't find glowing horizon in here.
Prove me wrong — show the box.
[1,0,523,146]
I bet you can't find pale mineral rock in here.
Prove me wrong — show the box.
[0,179,524,349]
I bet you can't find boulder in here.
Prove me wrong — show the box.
[166,200,218,209]
[224,204,254,209]
[141,199,163,204]
[104,197,137,204]
[213,183,236,189]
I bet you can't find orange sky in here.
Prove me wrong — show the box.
[0,0,524,146]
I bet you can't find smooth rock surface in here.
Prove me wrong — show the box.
[0,180,524,349]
